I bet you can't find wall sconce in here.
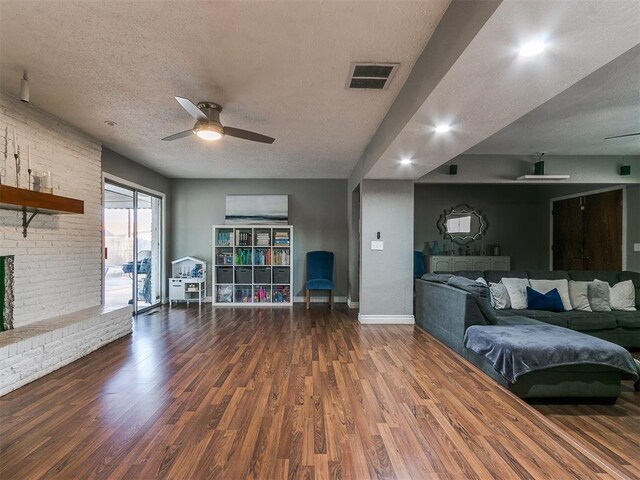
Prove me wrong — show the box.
[620,165,631,176]
[449,165,458,175]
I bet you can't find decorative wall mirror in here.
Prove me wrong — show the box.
[436,204,488,245]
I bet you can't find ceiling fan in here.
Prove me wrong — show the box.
[162,97,275,144]
[604,132,640,140]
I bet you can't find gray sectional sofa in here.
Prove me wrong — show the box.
[415,270,640,402]
[453,270,640,347]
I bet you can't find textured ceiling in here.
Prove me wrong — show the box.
[365,0,640,179]
[467,44,640,156]
[0,0,450,178]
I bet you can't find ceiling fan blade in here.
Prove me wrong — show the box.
[604,132,640,140]
[224,127,275,144]
[161,129,194,141]
[175,96,209,121]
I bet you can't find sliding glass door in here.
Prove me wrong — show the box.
[104,180,163,313]
[135,192,162,309]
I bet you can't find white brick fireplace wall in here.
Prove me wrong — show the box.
[0,92,103,328]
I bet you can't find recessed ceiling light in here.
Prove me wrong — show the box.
[435,125,451,134]
[519,40,546,57]
[104,120,117,127]
[400,158,412,165]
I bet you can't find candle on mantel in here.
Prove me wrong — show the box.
[13,127,17,155]
[28,145,31,171]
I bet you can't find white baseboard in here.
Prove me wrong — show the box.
[347,297,359,309]
[358,314,415,324]
[293,296,347,304]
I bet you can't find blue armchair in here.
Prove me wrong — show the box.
[305,251,335,309]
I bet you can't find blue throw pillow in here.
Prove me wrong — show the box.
[526,287,565,312]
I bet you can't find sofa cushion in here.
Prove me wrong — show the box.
[501,277,530,309]
[489,282,511,309]
[530,279,572,311]
[569,280,592,311]
[619,271,640,309]
[447,276,490,300]
[610,280,636,311]
[501,309,569,328]
[526,287,565,312]
[306,279,335,290]
[527,270,571,280]
[421,273,453,284]
[569,271,620,286]
[589,280,612,312]
[485,270,529,284]
[562,311,618,331]
[612,311,640,329]
[450,270,484,280]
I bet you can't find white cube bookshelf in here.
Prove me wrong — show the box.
[212,225,293,306]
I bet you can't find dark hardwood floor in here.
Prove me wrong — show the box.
[536,352,640,479]
[0,305,636,479]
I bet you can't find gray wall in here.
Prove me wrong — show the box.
[170,179,348,299]
[360,180,414,317]
[102,147,171,194]
[347,185,360,303]
[537,184,640,272]
[415,184,546,270]
[419,154,640,184]
[415,183,640,273]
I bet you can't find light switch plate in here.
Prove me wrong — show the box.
[634,243,640,252]
[371,240,384,251]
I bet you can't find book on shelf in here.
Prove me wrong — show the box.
[256,233,271,246]
[253,248,271,265]
[273,285,290,303]
[253,286,270,303]
[217,285,233,303]
[235,248,252,265]
[235,286,252,303]
[273,249,290,265]
[217,231,234,246]
[237,231,252,246]
[273,231,290,246]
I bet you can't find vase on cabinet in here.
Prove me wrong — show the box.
[431,240,442,255]
[422,241,432,257]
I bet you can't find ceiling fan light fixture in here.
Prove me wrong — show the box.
[194,123,223,141]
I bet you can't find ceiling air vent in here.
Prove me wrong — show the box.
[346,62,399,90]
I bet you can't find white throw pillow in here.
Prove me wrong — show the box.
[500,278,530,310]
[530,279,572,311]
[568,280,592,312]
[610,280,636,311]
[489,282,511,309]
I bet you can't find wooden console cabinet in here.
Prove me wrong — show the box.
[427,255,511,272]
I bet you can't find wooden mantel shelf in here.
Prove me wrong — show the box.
[0,185,84,237]
[0,185,84,215]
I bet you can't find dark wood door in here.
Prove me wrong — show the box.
[553,189,622,271]
[583,189,622,270]
[553,196,583,270]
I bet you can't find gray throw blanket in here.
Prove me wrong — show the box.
[464,324,639,383]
